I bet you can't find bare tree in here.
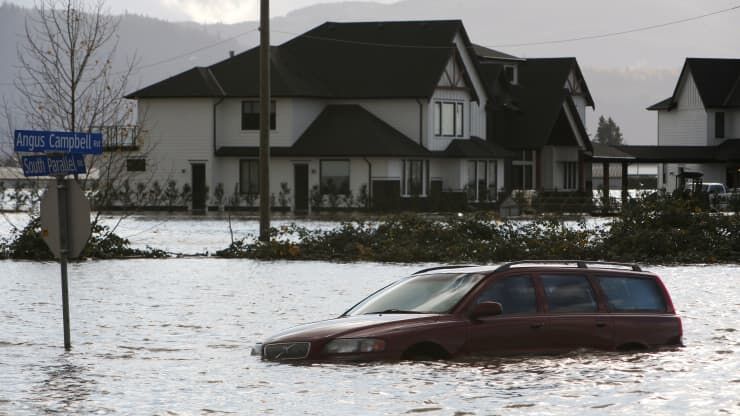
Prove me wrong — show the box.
[9,0,158,226]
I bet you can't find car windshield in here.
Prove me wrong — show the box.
[344,273,487,316]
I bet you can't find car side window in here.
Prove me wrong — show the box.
[541,274,597,313]
[596,276,667,312]
[475,275,536,314]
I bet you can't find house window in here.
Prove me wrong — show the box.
[239,159,259,194]
[467,160,499,201]
[715,112,725,139]
[434,101,464,137]
[504,65,518,84]
[402,160,428,196]
[563,162,578,190]
[512,150,535,190]
[126,158,146,172]
[242,100,276,131]
[320,160,350,195]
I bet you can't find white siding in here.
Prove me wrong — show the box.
[137,98,215,187]
[469,101,486,138]
[292,99,326,140]
[429,89,471,151]
[452,33,488,111]
[657,72,709,146]
[657,110,708,146]
[425,33,489,151]
[216,98,295,148]
[712,109,740,139]
[677,72,704,110]
[571,95,587,125]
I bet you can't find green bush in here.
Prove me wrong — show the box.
[0,215,167,260]
[217,193,739,264]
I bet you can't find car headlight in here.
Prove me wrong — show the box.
[323,338,386,354]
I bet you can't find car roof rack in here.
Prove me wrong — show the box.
[412,265,478,275]
[494,260,642,273]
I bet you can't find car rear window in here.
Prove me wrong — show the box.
[475,275,536,314]
[596,275,667,312]
[541,274,597,313]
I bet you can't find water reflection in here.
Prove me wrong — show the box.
[29,357,97,414]
[0,261,738,415]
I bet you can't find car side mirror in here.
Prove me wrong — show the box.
[470,301,503,321]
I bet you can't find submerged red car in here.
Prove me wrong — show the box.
[253,261,683,361]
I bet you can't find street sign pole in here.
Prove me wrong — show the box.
[57,176,71,350]
[14,129,99,351]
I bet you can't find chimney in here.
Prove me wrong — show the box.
[229,51,235,58]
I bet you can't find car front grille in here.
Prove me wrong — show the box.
[263,342,311,360]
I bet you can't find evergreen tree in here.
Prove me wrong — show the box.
[595,115,624,145]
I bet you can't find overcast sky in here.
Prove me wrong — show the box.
[4,0,401,23]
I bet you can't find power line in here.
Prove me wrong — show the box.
[131,28,258,74]
[2,3,738,88]
[0,28,258,87]
[271,3,740,50]
[490,4,740,48]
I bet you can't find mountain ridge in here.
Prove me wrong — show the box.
[2,0,738,146]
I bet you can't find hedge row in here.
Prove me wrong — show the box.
[218,193,740,264]
[0,216,167,260]
[2,193,738,263]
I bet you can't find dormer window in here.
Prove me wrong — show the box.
[434,101,464,137]
[504,65,518,85]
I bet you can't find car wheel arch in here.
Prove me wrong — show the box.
[616,341,649,351]
[401,341,452,361]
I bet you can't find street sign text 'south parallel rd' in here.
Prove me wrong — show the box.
[21,154,86,177]
[14,130,103,154]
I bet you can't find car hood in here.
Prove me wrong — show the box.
[264,313,445,343]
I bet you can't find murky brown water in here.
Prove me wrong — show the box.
[1,260,738,415]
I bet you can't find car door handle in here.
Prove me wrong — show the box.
[596,321,608,328]
[530,322,544,329]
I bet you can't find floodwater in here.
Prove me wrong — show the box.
[1,260,739,415]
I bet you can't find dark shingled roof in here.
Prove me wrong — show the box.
[129,67,224,98]
[491,58,594,150]
[215,105,431,158]
[439,137,518,158]
[590,143,637,160]
[648,58,740,110]
[472,44,522,61]
[128,20,472,99]
[590,141,740,163]
[292,105,430,156]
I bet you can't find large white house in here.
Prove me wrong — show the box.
[645,58,740,191]
[125,20,594,212]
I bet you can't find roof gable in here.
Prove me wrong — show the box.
[501,58,592,149]
[648,58,740,110]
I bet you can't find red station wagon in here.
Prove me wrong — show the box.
[253,261,683,361]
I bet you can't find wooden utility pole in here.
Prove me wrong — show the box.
[259,0,271,241]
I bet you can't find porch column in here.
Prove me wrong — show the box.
[621,162,629,208]
[578,151,585,192]
[602,162,610,214]
[536,150,543,191]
